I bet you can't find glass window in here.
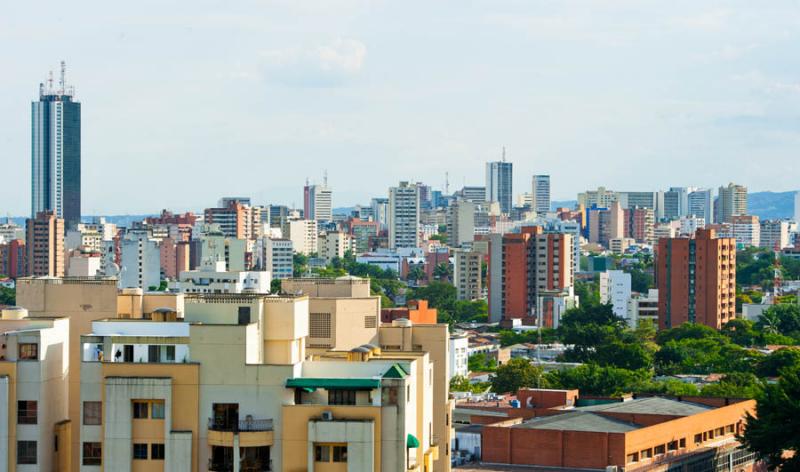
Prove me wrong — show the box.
[83,442,102,466]
[166,345,176,361]
[148,345,161,362]
[314,445,330,462]
[18,401,38,424]
[133,443,148,460]
[333,445,348,462]
[151,443,165,460]
[17,441,37,464]
[654,445,665,455]
[328,389,356,405]
[133,401,148,419]
[151,401,165,419]
[18,343,38,360]
[83,401,102,425]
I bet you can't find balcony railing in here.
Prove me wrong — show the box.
[209,458,272,471]
[208,417,274,432]
[208,459,233,472]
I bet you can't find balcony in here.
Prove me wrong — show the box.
[208,417,274,432]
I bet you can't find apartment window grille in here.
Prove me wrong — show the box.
[328,389,356,405]
[133,401,149,419]
[151,401,165,419]
[17,441,37,464]
[18,401,37,424]
[133,443,148,460]
[18,343,38,360]
[83,401,102,425]
[151,443,165,460]
[83,442,102,465]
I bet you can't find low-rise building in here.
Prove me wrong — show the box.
[168,259,271,294]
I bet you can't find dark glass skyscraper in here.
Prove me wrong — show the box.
[31,62,81,228]
[486,159,513,214]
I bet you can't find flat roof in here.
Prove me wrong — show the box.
[286,378,380,390]
[513,411,640,433]
[577,396,712,416]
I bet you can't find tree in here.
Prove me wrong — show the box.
[757,348,800,378]
[722,319,759,346]
[757,304,800,341]
[468,353,497,372]
[699,372,761,398]
[0,286,15,305]
[545,364,649,396]
[270,278,282,294]
[740,366,800,470]
[628,268,654,293]
[559,303,626,362]
[432,262,452,282]
[407,266,426,285]
[491,358,546,394]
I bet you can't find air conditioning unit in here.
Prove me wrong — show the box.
[321,411,334,421]
[606,467,618,472]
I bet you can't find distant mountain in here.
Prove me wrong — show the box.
[748,191,797,220]
[333,207,356,216]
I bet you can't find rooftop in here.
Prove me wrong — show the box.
[513,411,640,433]
[577,396,712,416]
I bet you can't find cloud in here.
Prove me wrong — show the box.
[259,38,367,87]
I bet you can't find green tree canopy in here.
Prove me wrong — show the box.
[490,358,546,394]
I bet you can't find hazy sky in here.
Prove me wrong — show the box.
[2,0,800,215]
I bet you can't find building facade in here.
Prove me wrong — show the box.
[485,161,513,214]
[531,175,551,213]
[389,182,421,249]
[657,229,736,330]
[25,211,65,277]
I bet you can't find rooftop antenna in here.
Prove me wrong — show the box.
[59,60,66,94]
[323,169,328,187]
[445,172,450,195]
[47,70,54,94]
[502,146,506,162]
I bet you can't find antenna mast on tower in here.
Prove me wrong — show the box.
[502,146,506,162]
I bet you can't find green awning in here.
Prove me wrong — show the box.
[286,378,380,390]
[407,434,420,448]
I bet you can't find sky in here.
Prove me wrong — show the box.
[2,0,800,216]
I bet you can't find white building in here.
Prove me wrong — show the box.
[169,259,270,294]
[760,220,790,250]
[120,232,161,289]
[263,237,293,280]
[627,289,659,328]
[0,222,24,243]
[289,219,318,256]
[197,224,247,272]
[67,254,102,277]
[447,200,476,247]
[308,184,333,222]
[449,333,469,379]
[731,215,760,247]
[532,175,551,213]
[389,181,421,249]
[688,189,714,223]
[599,270,632,321]
[319,231,349,263]
[678,216,705,237]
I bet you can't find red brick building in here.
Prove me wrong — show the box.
[656,228,736,330]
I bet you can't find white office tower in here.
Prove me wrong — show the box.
[486,158,513,214]
[371,197,389,229]
[264,237,294,279]
[532,175,551,213]
[688,189,713,221]
[599,270,632,321]
[308,184,333,222]
[389,182,421,249]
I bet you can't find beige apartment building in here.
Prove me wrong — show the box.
[1,276,452,472]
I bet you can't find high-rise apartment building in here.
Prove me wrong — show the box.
[289,219,319,255]
[26,211,65,277]
[579,187,618,209]
[731,215,760,247]
[715,183,748,223]
[31,62,81,228]
[446,200,476,247]
[0,239,27,279]
[496,227,574,327]
[370,197,389,229]
[656,228,736,330]
[263,237,293,279]
[454,249,482,301]
[389,182,421,249]
[624,206,655,245]
[119,232,161,289]
[486,160,513,214]
[204,199,253,239]
[663,187,690,220]
[599,270,632,321]
[531,175,551,213]
[588,202,624,248]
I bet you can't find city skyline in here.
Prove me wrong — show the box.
[2,1,800,215]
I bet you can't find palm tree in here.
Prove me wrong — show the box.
[433,262,452,282]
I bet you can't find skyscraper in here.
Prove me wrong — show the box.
[32,61,81,228]
[307,184,333,222]
[531,175,551,213]
[688,188,713,221]
[388,181,420,249]
[486,157,513,214]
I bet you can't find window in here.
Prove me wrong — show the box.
[726,424,735,434]
[640,449,652,460]
[151,401,165,419]
[626,453,639,464]
[694,433,703,445]
[238,306,251,325]
[328,389,356,405]
[679,438,686,448]
[84,401,102,425]
[17,441,37,464]
[668,441,678,451]
[654,445,665,456]
[18,343,38,360]
[716,427,724,436]
[18,400,37,424]
[148,345,161,362]
[123,345,134,362]
[315,444,347,463]
[83,442,102,466]
[133,401,149,419]
[151,443,165,460]
[165,345,175,361]
[133,443,148,460]
[332,445,348,462]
